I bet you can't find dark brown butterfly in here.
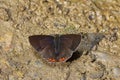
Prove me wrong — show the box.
[29,34,81,62]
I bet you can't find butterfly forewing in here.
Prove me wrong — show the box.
[29,35,54,51]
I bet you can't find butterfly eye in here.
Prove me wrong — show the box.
[48,58,56,62]
[59,57,66,62]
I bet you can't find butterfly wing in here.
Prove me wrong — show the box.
[29,34,81,62]
[29,35,56,62]
[57,34,81,62]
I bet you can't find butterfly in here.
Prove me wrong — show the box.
[29,34,81,62]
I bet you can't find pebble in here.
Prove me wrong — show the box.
[34,60,43,68]
[0,32,13,52]
[9,75,15,80]
[90,71,104,79]
[0,8,9,21]
[91,51,120,79]
[91,51,120,66]
[112,67,120,78]
[91,51,111,63]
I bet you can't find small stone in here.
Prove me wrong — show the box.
[113,67,120,78]
[90,71,104,79]
[0,8,9,21]
[34,60,42,68]
[91,51,110,62]
[9,75,15,80]
[0,32,13,51]
[91,51,120,67]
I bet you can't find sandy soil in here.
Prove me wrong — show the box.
[0,0,120,80]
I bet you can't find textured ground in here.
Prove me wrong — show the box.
[0,0,120,80]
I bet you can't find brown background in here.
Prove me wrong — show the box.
[0,0,120,80]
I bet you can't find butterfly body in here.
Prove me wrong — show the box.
[29,34,81,62]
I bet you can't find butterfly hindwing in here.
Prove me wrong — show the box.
[56,34,81,62]
[60,34,81,51]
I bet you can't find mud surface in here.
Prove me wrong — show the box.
[0,0,120,80]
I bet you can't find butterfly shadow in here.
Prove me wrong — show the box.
[66,51,83,62]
